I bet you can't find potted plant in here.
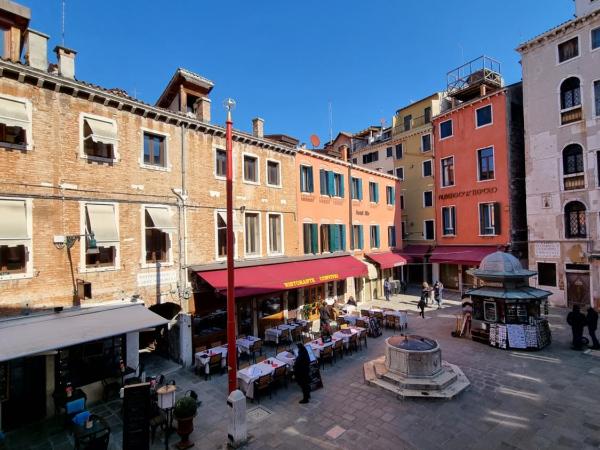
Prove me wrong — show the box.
[173,396,198,449]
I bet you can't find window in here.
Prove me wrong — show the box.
[386,186,395,205]
[593,27,600,50]
[594,80,600,117]
[145,207,173,263]
[421,134,431,152]
[215,148,226,178]
[400,195,405,210]
[267,160,281,187]
[243,154,259,183]
[0,198,30,277]
[84,203,118,268]
[386,147,393,158]
[564,201,586,238]
[267,213,283,254]
[423,191,433,207]
[82,115,117,160]
[537,263,557,287]
[441,156,455,187]
[333,173,344,197]
[477,147,495,181]
[395,144,403,159]
[563,144,585,190]
[244,213,260,257]
[362,151,379,164]
[558,37,579,63]
[476,105,492,128]
[483,301,497,322]
[424,220,435,240]
[422,160,432,177]
[0,95,31,149]
[320,224,330,253]
[560,77,582,125]
[369,182,379,203]
[395,167,404,180]
[370,225,380,249]
[320,224,345,252]
[143,132,166,167]
[388,226,396,247]
[424,107,432,123]
[442,206,456,236]
[402,221,407,239]
[351,177,363,200]
[403,115,412,131]
[300,165,314,193]
[320,170,344,197]
[351,157,357,164]
[351,224,364,250]
[440,119,453,139]
[303,223,318,254]
[479,203,500,235]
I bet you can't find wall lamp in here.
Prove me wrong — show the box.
[53,233,99,255]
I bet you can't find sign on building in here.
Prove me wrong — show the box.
[534,242,560,259]
[137,270,177,287]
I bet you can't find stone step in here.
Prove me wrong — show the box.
[380,362,459,391]
[363,361,377,383]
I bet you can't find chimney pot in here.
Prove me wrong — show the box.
[53,45,76,79]
[25,29,49,71]
[194,97,211,123]
[252,117,264,138]
[340,144,349,162]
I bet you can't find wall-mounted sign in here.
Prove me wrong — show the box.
[534,242,560,259]
[355,210,370,216]
[438,186,498,200]
[137,270,177,287]
[283,273,340,289]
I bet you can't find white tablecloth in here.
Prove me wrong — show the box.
[383,310,408,328]
[264,323,299,344]
[369,308,383,314]
[238,359,287,399]
[236,336,261,354]
[333,326,364,347]
[276,350,296,367]
[307,338,340,358]
[195,345,227,375]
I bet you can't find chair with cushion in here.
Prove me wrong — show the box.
[272,365,288,392]
[65,396,87,428]
[319,345,334,369]
[206,353,223,380]
[332,338,344,362]
[253,374,273,403]
[72,410,91,427]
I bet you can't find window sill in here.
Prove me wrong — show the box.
[439,135,453,141]
[0,272,32,281]
[80,266,119,274]
[267,252,284,257]
[476,177,496,183]
[0,142,29,151]
[81,155,118,164]
[243,180,260,186]
[442,233,456,237]
[475,122,493,130]
[140,261,174,269]
[440,184,455,189]
[215,175,226,181]
[267,183,283,189]
[141,163,170,172]
[244,254,262,260]
[478,234,499,237]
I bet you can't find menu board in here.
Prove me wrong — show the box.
[308,362,323,391]
[483,301,497,322]
[123,383,151,450]
[0,362,8,402]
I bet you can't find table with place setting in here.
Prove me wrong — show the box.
[236,336,261,355]
[194,344,228,374]
[383,310,408,329]
[237,358,288,399]
[332,326,364,347]
[307,337,340,358]
[264,323,300,344]
[275,350,296,367]
[341,314,369,325]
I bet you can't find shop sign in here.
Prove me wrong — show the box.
[438,186,498,200]
[534,242,560,259]
[355,210,370,216]
[283,273,339,288]
[137,270,177,287]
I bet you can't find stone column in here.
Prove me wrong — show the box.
[178,314,193,367]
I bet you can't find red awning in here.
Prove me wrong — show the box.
[429,246,496,266]
[365,252,407,269]
[398,245,431,263]
[196,256,368,298]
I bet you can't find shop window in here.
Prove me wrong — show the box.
[215,148,226,178]
[369,182,379,203]
[558,37,579,63]
[300,165,314,192]
[564,201,587,238]
[395,167,404,180]
[395,144,403,159]
[84,203,118,268]
[82,115,117,160]
[386,186,395,205]
[243,154,258,183]
[421,134,431,152]
[537,262,557,287]
[442,206,456,236]
[422,160,432,177]
[267,160,281,187]
[476,105,492,128]
[0,95,31,149]
[0,199,30,276]
[267,213,283,255]
[439,119,453,139]
[483,301,498,322]
[424,220,435,240]
[143,132,166,167]
[370,225,380,249]
[386,147,393,158]
[441,156,455,187]
[423,191,433,207]
[560,77,582,125]
[351,224,364,250]
[477,147,495,181]
[244,212,260,257]
[479,203,500,235]
[351,177,363,200]
[145,207,173,263]
[563,144,585,190]
[303,223,319,254]
[388,226,396,247]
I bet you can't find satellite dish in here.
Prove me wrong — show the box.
[310,134,321,148]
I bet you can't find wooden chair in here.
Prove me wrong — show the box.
[291,327,302,343]
[319,345,334,369]
[249,340,263,363]
[359,328,368,349]
[254,374,273,403]
[355,319,367,329]
[374,311,384,328]
[255,355,267,363]
[210,341,222,348]
[360,309,371,318]
[332,339,344,362]
[348,333,359,354]
[205,353,223,380]
[272,365,288,392]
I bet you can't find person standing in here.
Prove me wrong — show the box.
[293,343,311,404]
[586,306,600,349]
[433,281,441,309]
[417,295,426,319]
[566,305,587,350]
[319,301,330,331]
[438,281,444,307]
[421,282,430,306]
[384,278,391,302]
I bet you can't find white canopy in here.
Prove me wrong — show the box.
[86,203,118,243]
[0,97,29,128]
[84,116,118,144]
[146,207,176,232]
[0,199,29,245]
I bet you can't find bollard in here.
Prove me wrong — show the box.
[227,389,247,448]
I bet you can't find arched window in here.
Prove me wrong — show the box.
[564,201,586,238]
[560,77,581,110]
[563,144,585,190]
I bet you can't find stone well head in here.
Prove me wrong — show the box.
[385,335,442,378]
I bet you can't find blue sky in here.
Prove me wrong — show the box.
[25,0,571,145]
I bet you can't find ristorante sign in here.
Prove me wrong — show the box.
[283,273,340,288]
[438,186,498,200]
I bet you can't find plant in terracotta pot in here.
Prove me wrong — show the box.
[173,396,198,449]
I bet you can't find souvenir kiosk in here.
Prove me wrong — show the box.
[466,251,552,350]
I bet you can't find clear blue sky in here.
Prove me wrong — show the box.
[25,0,571,144]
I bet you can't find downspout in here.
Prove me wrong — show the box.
[172,123,188,311]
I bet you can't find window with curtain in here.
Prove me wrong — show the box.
[300,166,314,192]
[243,155,258,182]
[351,177,362,200]
[244,213,260,256]
[268,214,283,254]
[441,156,455,186]
[215,148,226,177]
[351,225,364,250]
[477,147,495,181]
[442,206,456,236]
[216,212,227,258]
[386,186,395,205]
[479,203,500,235]
[267,160,281,186]
[558,37,579,63]
[370,225,380,248]
[564,201,586,238]
[145,209,170,263]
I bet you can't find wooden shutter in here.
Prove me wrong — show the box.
[311,223,318,253]
[494,203,501,235]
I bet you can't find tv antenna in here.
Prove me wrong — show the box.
[61,0,66,46]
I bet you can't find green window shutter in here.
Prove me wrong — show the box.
[340,225,346,250]
[327,171,335,196]
[375,184,379,203]
[302,223,309,254]
[358,225,364,249]
[376,225,380,248]
[358,179,363,200]
[311,223,318,253]
[391,187,395,205]
[494,203,501,235]
[308,167,314,192]
[320,169,326,195]
[350,225,355,249]
[340,174,345,198]
[332,225,339,251]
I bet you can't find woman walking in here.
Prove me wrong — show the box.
[417,295,426,318]
[294,343,311,404]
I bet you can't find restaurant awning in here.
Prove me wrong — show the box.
[429,246,497,266]
[0,304,169,363]
[398,245,431,263]
[196,255,368,298]
[365,251,408,269]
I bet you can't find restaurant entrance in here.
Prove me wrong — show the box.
[2,356,46,431]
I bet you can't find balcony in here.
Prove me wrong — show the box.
[564,174,585,191]
[561,106,583,125]
[446,56,503,102]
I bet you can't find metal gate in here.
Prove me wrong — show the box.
[566,272,590,307]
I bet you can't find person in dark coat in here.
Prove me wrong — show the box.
[319,301,330,330]
[566,305,587,350]
[293,343,311,404]
[586,307,600,349]
[417,296,426,319]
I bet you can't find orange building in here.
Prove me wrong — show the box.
[431,57,526,292]
[296,146,404,303]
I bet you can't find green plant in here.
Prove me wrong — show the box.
[174,396,198,419]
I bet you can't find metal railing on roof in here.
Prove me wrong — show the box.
[446,56,502,94]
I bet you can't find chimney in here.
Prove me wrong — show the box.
[25,29,48,71]
[340,144,349,162]
[194,97,211,123]
[252,118,264,138]
[53,45,76,79]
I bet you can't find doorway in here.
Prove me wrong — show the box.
[566,271,590,307]
[2,356,46,431]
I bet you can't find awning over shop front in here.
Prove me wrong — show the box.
[365,251,408,269]
[0,304,169,363]
[398,245,431,263]
[196,255,368,298]
[429,246,497,266]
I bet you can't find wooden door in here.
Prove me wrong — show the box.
[566,272,590,307]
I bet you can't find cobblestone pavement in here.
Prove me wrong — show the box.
[5,301,600,450]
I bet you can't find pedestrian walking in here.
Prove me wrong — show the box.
[319,301,330,330]
[566,305,587,350]
[421,282,430,306]
[586,306,600,349]
[417,296,426,318]
[438,281,444,307]
[433,281,441,309]
[384,278,391,302]
[293,343,311,404]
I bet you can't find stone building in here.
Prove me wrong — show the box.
[517,0,600,307]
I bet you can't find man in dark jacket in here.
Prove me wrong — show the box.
[566,305,587,350]
[586,307,600,349]
[294,343,311,403]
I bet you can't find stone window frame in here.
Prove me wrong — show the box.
[79,112,119,163]
[266,212,285,256]
[139,127,171,172]
[242,152,260,185]
[0,93,33,151]
[140,204,174,268]
[243,210,262,259]
[475,104,493,129]
[0,196,33,281]
[265,158,282,188]
[79,201,120,273]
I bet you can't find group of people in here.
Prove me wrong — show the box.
[566,305,599,350]
[417,281,444,318]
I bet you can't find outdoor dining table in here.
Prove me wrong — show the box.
[276,350,296,367]
[236,336,261,354]
[332,326,364,346]
[307,336,340,358]
[341,314,369,325]
[264,323,299,344]
[237,358,288,399]
[195,344,228,374]
[383,310,408,328]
